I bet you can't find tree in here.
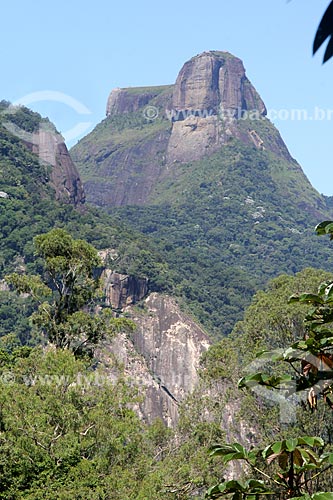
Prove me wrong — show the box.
[0,347,152,499]
[6,228,134,356]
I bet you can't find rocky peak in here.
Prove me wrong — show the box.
[30,128,85,206]
[72,50,293,207]
[167,51,270,163]
[171,51,266,119]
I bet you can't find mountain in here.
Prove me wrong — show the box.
[71,51,333,337]
[72,51,294,206]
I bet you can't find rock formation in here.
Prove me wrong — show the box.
[171,51,266,117]
[167,51,267,163]
[105,293,211,426]
[72,50,294,206]
[98,262,209,426]
[106,85,172,116]
[102,270,148,309]
[31,128,85,206]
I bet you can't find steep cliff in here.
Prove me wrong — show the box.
[101,269,148,309]
[106,85,173,116]
[72,84,173,206]
[1,103,85,206]
[30,128,85,206]
[167,51,269,163]
[103,293,211,426]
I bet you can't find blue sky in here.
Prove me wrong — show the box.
[1,0,333,194]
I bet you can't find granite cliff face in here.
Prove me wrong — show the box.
[171,52,266,116]
[97,262,209,426]
[31,128,85,206]
[105,293,211,426]
[106,85,173,116]
[71,50,294,206]
[102,269,148,309]
[167,51,269,163]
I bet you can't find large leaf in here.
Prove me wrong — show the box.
[209,443,250,464]
[205,479,272,499]
[263,437,323,463]
[319,452,333,465]
[285,438,299,452]
[297,436,324,448]
[312,494,333,500]
[313,0,333,64]
[315,220,333,235]
[238,373,293,390]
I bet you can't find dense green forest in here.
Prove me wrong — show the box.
[0,103,174,344]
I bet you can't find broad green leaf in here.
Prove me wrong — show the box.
[262,441,282,458]
[209,443,248,463]
[297,436,324,448]
[220,451,247,463]
[298,293,324,305]
[289,496,311,500]
[205,479,272,498]
[315,220,333,235]
[320,452,333,465]
[238,373,293,390]
[286,438,299,452]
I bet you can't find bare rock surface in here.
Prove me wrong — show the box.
[31,129,85,206]
[105,293,211,426]
[166,51,267,163]
[102,270,148,309]
[171,51,266,117]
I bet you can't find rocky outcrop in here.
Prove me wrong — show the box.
[72,50,295,206]
[102,270,148,309]
[167,114,222,163]
[103,293,211,426]
[117,293,210,425]
[167,51,267,163]
[31,128,85,206]
[81,128,171,206]
[171,51,266,118]
[106,85,172,116]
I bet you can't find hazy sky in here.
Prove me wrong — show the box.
[1,0,333,194]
